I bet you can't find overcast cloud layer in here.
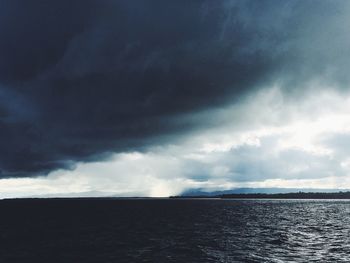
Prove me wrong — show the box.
[3,86,350,198]
[1,1,350,196]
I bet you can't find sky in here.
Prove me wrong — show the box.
[1,0,350,197]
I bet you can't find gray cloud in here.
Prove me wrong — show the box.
[195,137,343,183]
[0,0,349,177]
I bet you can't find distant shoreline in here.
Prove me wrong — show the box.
[3,192,350,201]
[171,191,350,199]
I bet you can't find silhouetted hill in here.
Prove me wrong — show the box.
[180,188,349,197]
[172,191,350,199]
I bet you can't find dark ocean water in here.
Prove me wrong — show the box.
[0,199,349,262]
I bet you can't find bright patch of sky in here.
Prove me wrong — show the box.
[3,85,350,198]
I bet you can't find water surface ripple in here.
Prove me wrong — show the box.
[0,199,349,262]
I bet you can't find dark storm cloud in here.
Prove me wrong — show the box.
[0,0,348,177]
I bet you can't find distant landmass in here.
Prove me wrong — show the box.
[175,188,350,199]
[180,188,349,196]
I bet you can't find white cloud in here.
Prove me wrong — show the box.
[3,85,350,198]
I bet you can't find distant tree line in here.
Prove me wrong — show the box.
[171,191,350,199]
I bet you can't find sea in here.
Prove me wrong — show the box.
[0,198,349,262]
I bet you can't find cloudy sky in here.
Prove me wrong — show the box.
[1,0,350,197]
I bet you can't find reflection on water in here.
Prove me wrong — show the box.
[0,199,349,262]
